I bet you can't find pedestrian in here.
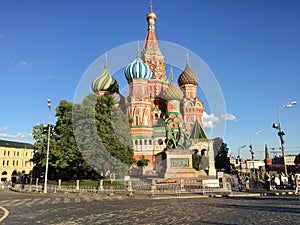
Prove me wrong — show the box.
[245,176,250,192]
[238,178,244,192]
[264,172,271,191]
[295,174,300,195]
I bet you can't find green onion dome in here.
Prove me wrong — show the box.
[178,63,198,87]
[91,66,119,94]
[163,81,183,101]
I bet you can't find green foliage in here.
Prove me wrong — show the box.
[31,94,136,180]
[137,156,150,167]
[192,154,208,171]
[192,154,201,170]
[214,137,231,172]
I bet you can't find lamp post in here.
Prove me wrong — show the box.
[238,145,246,175]
[249,130,261,178]
[272,101,296,176]
[43,99,51,194]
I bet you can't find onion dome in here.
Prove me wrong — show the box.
[146,5,157,21]
[178,64,199,86]
[124,56,152,83]
[91,60,119,94]
[163,81,183,101]
[178,52,199,86]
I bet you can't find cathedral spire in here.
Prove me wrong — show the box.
[142,2,166,80]
[186,50,190,65]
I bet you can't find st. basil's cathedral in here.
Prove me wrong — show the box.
[91,5,216,176]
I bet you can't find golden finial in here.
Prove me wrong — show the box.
[146,0,157,21]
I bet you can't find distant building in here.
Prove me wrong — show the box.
[0,140,34,182]
[265,144,299,174]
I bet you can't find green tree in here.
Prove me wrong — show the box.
[32,94,135,179]
[73,94,135,178]
[214,138,231,172]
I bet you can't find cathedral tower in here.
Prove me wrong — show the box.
[178,53,204,130]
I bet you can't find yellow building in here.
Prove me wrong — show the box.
[0,140,34,182]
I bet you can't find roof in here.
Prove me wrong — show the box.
[0,140,34,149]
[190,119,207,140]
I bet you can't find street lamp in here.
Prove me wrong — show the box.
[249,130,261,177]
[272,101,297,176]
[238,145,246,175]
[44,99,51,193]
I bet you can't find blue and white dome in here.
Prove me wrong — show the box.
[124,57,152,83]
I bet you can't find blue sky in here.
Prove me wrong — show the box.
[0,0,299,159]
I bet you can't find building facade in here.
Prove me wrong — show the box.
[91,5,212,174]
[0,140,34,182]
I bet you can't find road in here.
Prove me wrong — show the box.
[0,189,300,225]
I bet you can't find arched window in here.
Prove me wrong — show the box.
[144,140,147,145]
[149,140,152,145]
[158,139,163,145]
[140,140,142,145]
[135,140,138,145]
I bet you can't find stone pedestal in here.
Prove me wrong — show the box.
[156,149,200,180]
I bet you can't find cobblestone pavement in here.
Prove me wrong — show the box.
[1,189,300,225]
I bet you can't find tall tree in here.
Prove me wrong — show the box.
[73,94,135,177]
[32,94,135,179]
[214,138,231,172]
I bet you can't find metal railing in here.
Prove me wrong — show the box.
[9,180,232,197]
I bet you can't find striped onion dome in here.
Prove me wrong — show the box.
[124,56,152,83]
[91,65,119,94]
[178,63,199,87]
[163,81,183,101]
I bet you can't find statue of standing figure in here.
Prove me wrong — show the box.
[165,125,178,149]
[165,119,191,149]
[177,127,192,149]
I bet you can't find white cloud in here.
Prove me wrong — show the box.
[203,112,220,128]
[0,127,7,132]
[0,132,31,139]
[221,113,237,122]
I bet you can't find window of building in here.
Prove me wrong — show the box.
[149,140,152,145]
[7,151,10,156]
[3,150,6,156]
[2,160,5,166]
[12,160,15,166]
[16,161,18,166]
[135,140,138,145]
[17,152,19,156]
[6,160,9,166]
[144,140,147,145]
[140,140,142,145]
[158,139,163,145]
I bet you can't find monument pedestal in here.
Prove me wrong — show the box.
[155,149,200,180]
